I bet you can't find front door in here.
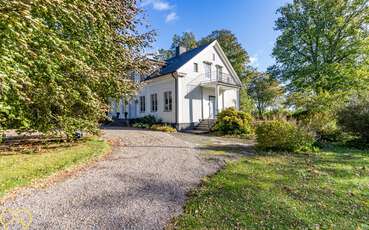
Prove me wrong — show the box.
[209,96,215,119]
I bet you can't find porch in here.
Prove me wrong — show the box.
[198,72,241,120]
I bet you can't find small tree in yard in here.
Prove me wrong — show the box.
[248,73,283,119]
[0,0,154,137]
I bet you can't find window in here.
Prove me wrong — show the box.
[204,62,212,80]
[212,53,216,61]
[140,96,145,113]
[164,91,172,112]
[194,63,198,72]
[151,93,158,112]
[216,65,223,81]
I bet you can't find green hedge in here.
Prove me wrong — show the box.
[256,120,315,152]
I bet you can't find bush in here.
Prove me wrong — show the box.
[150,124,176,133]
[132,123,150,129]
[289,92,344,143]
[212,107,254,136]
[130,115,161,126]
[337,96,369,144]
[256,120,315,152]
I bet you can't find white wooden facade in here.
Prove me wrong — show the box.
[109,40,242,130]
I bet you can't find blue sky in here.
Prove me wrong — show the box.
[141,0,290,71]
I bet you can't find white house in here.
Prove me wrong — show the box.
[109,40,242,130]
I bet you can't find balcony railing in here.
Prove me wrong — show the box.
[201,71,239,86]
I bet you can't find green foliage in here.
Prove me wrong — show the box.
[132,123,150,129]
[248,73,283,118]
[289,92,344,142]
[264,109,292,120]
[256,120,315,152]
[0,0,154,137]
[337,94,369,144]
[272,0,369,93]
[150,124,176,133]
[199,29,250,77]
[130,115,161,127]
[212,107,254,136]
[239,68,256,113]
[170,32,197,52]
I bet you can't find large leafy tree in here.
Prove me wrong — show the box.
[156,32,197,60]
[199,29,250,77]
[170,32,197,53]
[0,0,154,136]
[272,0,369,93]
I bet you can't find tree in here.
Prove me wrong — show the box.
[239,67,257,112]
[248,73,283,119]
[0,0,154,137]
[154,48,172,61]
[198,29,250,77]
[170,32,197,53]
[272,0,369,93]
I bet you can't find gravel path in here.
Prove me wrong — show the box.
[1,128,223,229]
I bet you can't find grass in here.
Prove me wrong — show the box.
[0,137,110,198]
[172,146,369,229]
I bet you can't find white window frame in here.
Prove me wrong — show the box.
[194,63,198,72]
[164,91,172,112]
[151,93,158,112]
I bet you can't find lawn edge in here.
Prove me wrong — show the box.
[165,155,229,230]
[0,138,113,204]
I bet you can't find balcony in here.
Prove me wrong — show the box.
[199,71,240,89]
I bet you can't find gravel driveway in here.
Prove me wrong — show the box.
[1,128,223,229]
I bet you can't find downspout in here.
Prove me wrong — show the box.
[171,73,179,128]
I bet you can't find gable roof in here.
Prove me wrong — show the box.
[145,43,210,80]
[145,40,242,87]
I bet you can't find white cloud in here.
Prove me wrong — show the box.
[250,55,259,68]
[153,1,171,10]
[141,0,172,11]
[165,12,178,23]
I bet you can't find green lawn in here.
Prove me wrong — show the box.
[0,138,110,198]
[172,146,369,229]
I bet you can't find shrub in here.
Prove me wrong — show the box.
[132,123,150,129]
[150,124,176,133]
[256,120,315,152]
[212,107,254,136]
[130,115,161,126]
[337,96,369,144]
[289,92,344,143]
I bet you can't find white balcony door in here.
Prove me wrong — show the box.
[204,63,212,80]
